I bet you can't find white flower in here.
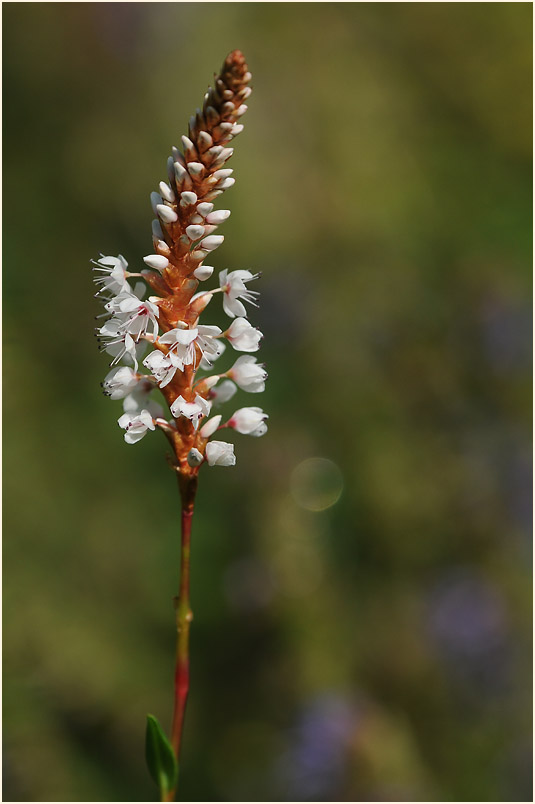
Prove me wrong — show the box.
[225,317,262,352]
[105,293,160,340]
[98,284,159,372]
[158,327,198,366]
[99,321,139,369]
[199,415,222,438]
[209,379,237,405]
[219,269,260,318]
[143,349,184,388]
[228,355,267,393]
[92,254,130,296]
[229,406,268,436]
[159,324,222,368]
[205,440,236,466]
[104,337,147,371]
[102,366,140,400]
[118,409,155,444]
[170,394,212,429]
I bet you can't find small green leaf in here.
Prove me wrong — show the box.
[145,714,178,798]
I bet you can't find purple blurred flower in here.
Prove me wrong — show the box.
[479,294,531,375]
[276,692,357,800]
[427,568,512,692]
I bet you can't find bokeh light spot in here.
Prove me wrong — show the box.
[290,458,343,511]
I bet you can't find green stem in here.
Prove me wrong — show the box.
[165,473,198,801]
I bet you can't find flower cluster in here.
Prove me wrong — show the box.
[94,51,267,471]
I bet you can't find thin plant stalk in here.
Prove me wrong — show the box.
[164,476,197,800]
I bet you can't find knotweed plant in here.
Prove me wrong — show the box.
[93,51,266,801]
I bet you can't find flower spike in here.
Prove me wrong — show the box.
[94,50,265,467]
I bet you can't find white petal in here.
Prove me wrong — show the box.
[194,394,212,417]
[124,429,147,444]
[223,296,247,319]
[139,403,158,430]
[210,379,237,405]
[174,328,198,345]
[197,324,222,337]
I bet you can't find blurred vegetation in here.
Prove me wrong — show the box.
[3,3,532,801]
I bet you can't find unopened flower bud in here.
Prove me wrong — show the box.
[143,254,169,271]
[206,210,231,225]
[198,131,213,150]
[200,235,224,251]
[213,169,233,181]
[186,224,205,241]
[197,202,214,217]
[218,178,235,190]
[151,219,164,239]
[159,181,175,203]
[180,191,197,207]
[157,204,178,223]
[200,414,222,438]
[150,192,162,213]
[228,355,267,392]
[187,448,204,467]
[212,147,234,166]
[193,264,214,281]
[174,162,187,182]
[187,162,204,176]
[229,407,268,436]
[225,317,262,352]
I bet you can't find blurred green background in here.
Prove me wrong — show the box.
[3,3,532,801]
